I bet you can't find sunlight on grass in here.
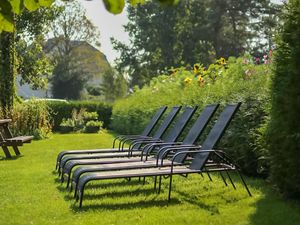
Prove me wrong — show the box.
[0,132,299,225]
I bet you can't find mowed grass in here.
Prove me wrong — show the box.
[0,132,300,225]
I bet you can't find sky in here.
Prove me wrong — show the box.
[80,0,129,64]
[81,0,283,65]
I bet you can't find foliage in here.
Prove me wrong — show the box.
[266,0,300,199]
[97,68,128,102]
[49,1,101,100]
[112,0,280,87]
[59,108,103,133]
[0,0,179,33]
[84,120,103,133]
[46,100,112,131]
[0,99,52,139]
[0,6,59,109]
[112,56,272,175]
[0,0,54,32]
[1,133,300,225]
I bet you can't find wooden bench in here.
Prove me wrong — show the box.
[0,119,33,158]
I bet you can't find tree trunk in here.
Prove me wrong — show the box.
[0,30,16,111]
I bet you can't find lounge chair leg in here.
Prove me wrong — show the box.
[207,172,213,181]
[168,175,173,202]
[74,184,78,198]
[219,172,228,186]
[158,176,162,194]
[143,177,146,185]
[66,176,71,189]
[238,171,252,197]
[79,189,84,208]
[226,171,236,190]
[199,172,204,178]
[1,146,12,158]
[12,145,21,155]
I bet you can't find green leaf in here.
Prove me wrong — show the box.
[102,0,125,14]
[155,0,179,6]
[38,0,54,7]
[0,13,14,32]
[24,0,39,11]
[9,0,22,15]
[129,0,145,6]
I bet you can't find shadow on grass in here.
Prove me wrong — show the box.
[56,179,146,193]
[70,198,180,212]
[248,183,300,225]
[0,155,23,161]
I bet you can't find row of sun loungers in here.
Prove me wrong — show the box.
[55,103,252,207]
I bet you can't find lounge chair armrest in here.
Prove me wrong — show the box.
[158,145,202,166]
[128,139,162,155]
[158,144,200,159]
[169,149,204,172]
[142,142,182,158]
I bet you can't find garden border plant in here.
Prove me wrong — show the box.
[111,56,272,176]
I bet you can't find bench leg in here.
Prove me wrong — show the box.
[1,146,12,158]
[12,145,21,156]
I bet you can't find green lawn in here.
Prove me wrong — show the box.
[0,132,299,225]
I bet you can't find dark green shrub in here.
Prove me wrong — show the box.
[0,99,52,139]
[111,56,272,176]
[266,0,300,198]
[46,100,112,131]
[84,120,103,133]
[59,118,75,133]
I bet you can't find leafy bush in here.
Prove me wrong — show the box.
[59,118,75,133]
[266,0,300,199]
[46,100,112,131]
[0,99,52,139]
[111,56,272,176]
[84,120,103,133]
[59,108,103,133]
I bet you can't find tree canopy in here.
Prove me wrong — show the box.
[0,0,179,33]
[112,0,279,87]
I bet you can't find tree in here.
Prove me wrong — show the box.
[0,0,179,33]
[48,1,100,100]
[267,0,300,199]
[99,68,127,102]
[112,0,279,88]
[0,7,58,109]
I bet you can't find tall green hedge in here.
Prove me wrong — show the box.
[46,100,112,131]
[111,56,272,176]
[267,0,300,198]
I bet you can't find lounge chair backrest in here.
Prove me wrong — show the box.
[162,106,198,142]
[188,103,241,170]
[141,106,168,136]
[170,104,220,162]
[152,106,182,139]
[182,104,219,145]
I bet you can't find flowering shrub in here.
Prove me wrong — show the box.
[112,55,273,175]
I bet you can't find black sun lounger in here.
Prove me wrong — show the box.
[56,106,180,170]
[55,106,168,169]
[59,106,197,180]
[75,103,251,207]
[68,104,219,190]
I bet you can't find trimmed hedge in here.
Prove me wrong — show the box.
[46,100,112,131]
[111,56,272,176]
[266,0,300,199]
